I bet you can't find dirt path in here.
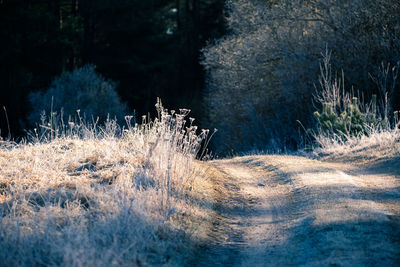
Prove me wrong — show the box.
[192,155,400,266]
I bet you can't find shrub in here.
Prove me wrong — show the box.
[28,65,128,126]
[310,50,400,159]
[314,97,371,137]
[312,50,399,142]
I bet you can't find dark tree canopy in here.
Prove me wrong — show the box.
[0,0,226,139]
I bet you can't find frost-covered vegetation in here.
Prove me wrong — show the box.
[202,0,400,154]
[311,52,400,162]
[312,122,400,164]
[28,65,128,126]
[0,99,212,266]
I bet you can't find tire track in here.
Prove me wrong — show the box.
[190,155,400,266]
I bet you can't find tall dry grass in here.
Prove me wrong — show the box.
[312,122,400,164]
[0,99,211,266]
[310,51,400,163]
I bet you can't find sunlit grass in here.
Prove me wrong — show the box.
[312,122,400,164]
[0,99,213,266]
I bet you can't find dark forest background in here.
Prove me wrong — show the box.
[1,0,399,155]
[0,0,225,139]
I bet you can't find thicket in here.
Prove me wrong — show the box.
[202,0,400,155]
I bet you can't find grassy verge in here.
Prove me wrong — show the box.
[308,51,400,168]
[311,124,400,172]
[0,99,214,266]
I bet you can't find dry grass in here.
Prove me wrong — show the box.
[311,123,400,168]
[0,100,214,266]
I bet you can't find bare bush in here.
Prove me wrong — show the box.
[28,65,128,127]
[202,0,400,154]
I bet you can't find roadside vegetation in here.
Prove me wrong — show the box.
[0,99,215,266]
[310,50,400,166]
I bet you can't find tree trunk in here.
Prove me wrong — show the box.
[81,0,95,62]
[176,0,181,30]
